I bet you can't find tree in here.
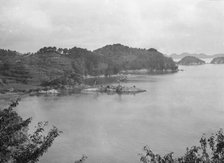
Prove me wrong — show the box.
[0,99,62,163]
[139,129,224,163]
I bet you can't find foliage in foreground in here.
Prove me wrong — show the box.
[139,129,224,163]
[0,99,62,163]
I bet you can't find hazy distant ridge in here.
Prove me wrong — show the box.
[170,53,224,59]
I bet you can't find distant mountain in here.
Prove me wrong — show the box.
[170,53,224,59]
[94,44,178,73]
[210,57,224,64]
[212,54,224,58]
[170,53,209,59]
[177,56,205,65]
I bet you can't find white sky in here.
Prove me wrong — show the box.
[0,0,224,54]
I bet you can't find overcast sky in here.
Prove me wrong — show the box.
[0,0,224,54]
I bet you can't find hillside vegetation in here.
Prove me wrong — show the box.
[0,44,178,89]
[94,44,177,73]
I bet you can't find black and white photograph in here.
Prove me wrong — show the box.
[1,0,224,162]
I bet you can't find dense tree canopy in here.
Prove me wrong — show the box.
[94,44,178,72]
[0,44,178,87]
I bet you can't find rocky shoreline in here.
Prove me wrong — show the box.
[0,75,128,106]
[120,68,178,75]
[0,70,179,105]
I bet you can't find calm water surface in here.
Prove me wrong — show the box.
[16,64,224,163]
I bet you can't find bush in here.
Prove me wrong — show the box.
[139,129,224,163]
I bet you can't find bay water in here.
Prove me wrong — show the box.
[16,64,224,163]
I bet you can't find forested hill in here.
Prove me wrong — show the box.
[0,46,122,87]
[177,56,205,65]
[0,44,178,87]
[94,44,178,72]
[17,47,111,84]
